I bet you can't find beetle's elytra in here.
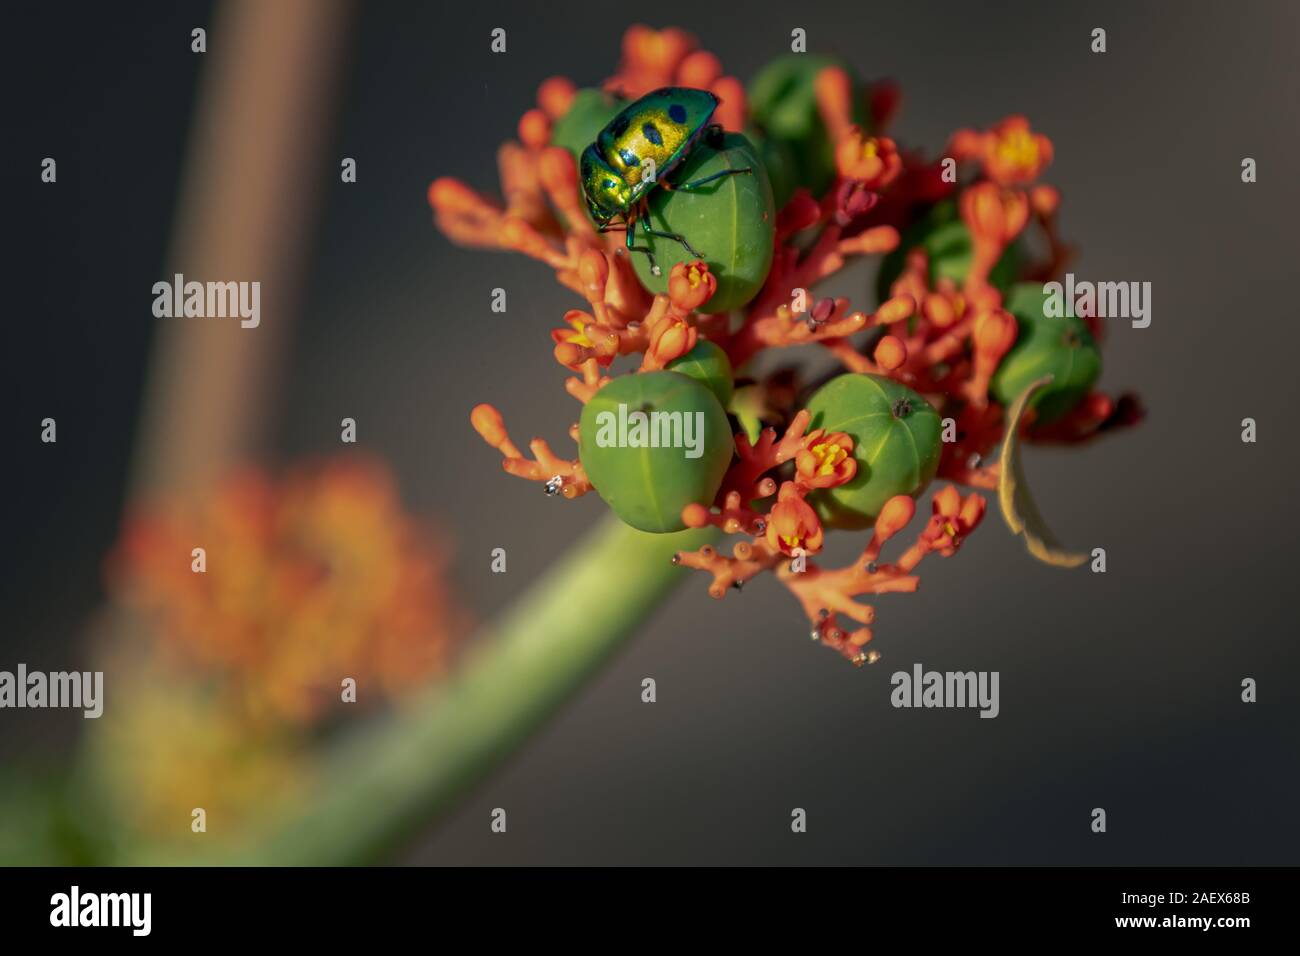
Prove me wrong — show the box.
[580,87,753,276]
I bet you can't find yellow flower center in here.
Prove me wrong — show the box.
[995,128,1038,170]
[860,138,879,160]
[566,321,594,348]
[811,442,847,476]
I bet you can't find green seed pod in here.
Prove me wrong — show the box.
[579,371,733,533]
[746,126,799,210]
[748,54,864,199]
[804,374,943,529]
[874,200,1021,304]
[551,88,625,160]
[631,132,775,313]
[990,283,1101,423]
[665,339,734,407]
[551,89,625,230]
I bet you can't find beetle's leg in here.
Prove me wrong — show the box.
[704,123,726,148]
[628,242,661,275]
[645,230,704,258]
[672,168,753,192]
[639,219,706,259]
[620,208,662,273]
[637,204,707,260]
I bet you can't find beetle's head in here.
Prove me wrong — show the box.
[580,144,631,223]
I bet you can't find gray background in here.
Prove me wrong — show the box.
[5,0,1298,864]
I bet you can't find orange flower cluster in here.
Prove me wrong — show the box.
[605,25,747,129]
[433,25,1140,664]
[108,459,460,720]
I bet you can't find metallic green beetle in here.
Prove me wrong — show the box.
[580,87,752,275]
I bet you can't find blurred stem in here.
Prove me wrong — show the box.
[132,514,715,865]
[131,0,350,498]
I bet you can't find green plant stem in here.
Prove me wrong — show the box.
[132,514,715,865]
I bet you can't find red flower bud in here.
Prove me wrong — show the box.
[874,335,907,371]
[765,483,825,556]
[536,76,576,119]
[517,109,551,150]
[667,260,717,312]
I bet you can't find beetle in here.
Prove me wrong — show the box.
[580,87,752,275]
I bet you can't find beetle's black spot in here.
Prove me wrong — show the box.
[891,398,913,419]
[642,122,663,147]
[610,115,630,138]
[668,103,687,124]
[619,148,638,168]
[602,179,617,191]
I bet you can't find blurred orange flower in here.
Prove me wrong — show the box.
[108,458,461,724]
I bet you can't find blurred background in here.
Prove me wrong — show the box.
[4,0,1298,865]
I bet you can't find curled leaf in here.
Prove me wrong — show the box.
[997,375,1087,567]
